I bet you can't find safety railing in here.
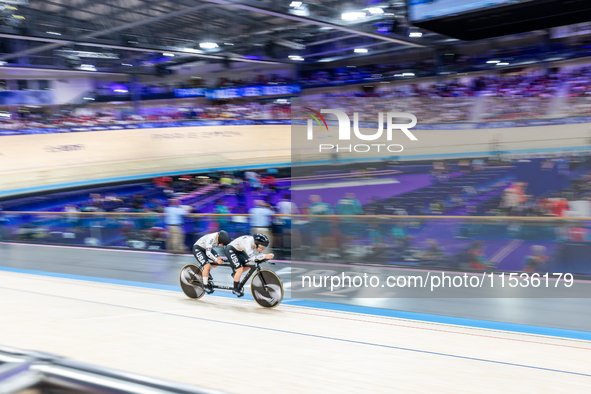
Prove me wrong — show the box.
[0,212,589,274]
[0,345,227,394]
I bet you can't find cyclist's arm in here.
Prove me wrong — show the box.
[205,236,218,261]
[245,243,266,262]
[253,253,267,262]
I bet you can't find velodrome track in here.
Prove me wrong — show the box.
[1,120,590,196]
[1,243,590,393]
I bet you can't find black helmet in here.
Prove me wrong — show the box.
[253,233,269,248]
[217,230,231,246]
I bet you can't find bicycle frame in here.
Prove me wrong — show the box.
[202,261,268,291]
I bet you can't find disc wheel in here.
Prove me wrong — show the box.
[250,269,283,309]
[179,264,205,300]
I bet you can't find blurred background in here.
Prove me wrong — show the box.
[1,0,591,392]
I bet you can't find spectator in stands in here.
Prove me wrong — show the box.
[261,173,277,192]
[567,221,591,242]
[244,170,262,189]
[277,193,297,216]
[154,176,172,189]
[90,193,103,208]
[551,197,570,217]
[214,199,231,232]
[275,193,298,257]
[501,182,526,215]
[131,194,145,212]
[337,193,364,252]
[145,198,160,211]
[419,239,445,261]
[248,200,275,251]
[522,245,549,272]
[164,199,191,254]
[220,174,233,189]
[458,160,472,173]
[309,195,334,258]
[391,222,412,258]
[64,204,80,226]
[468,241,489,270]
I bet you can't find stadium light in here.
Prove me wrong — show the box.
[289,55,304,61]
[163,52,175,57]
[367,7,384,14]
[496,62,509,66]
[354,48,368,53]
[409,32,423,37]
[46,31,61,36]
[486,60,501,64]
[289,1,302,7]
[342,11,366,21]
[199,42,219,49]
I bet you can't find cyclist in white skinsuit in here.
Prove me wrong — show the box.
[192,230,231,293]
[225,233,273,297]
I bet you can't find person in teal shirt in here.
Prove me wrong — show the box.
[309,195,333,257]
[215,199,231,232]
[336,193,364,216]
[336,193,364,250]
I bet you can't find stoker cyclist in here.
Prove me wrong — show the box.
[192,230,232,293]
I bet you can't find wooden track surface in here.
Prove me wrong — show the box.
[1,271,590,393]
[1,121,589,193]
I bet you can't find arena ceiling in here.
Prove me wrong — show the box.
[0,0,446,73]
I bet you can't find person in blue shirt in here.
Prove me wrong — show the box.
[248,200,275,251]
[164,199,191,254]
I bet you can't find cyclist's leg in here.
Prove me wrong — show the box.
[193,246,207,267]
[230,250,250,295]
[225,245,240,272]
[233,251,251,283]
[201,249,220,280]
[193,247,213,291]
[202,263,212,280]
[235,263,254,286]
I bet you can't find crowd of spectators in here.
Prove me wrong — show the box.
[7,65,591,130]
[95,74,295,95]
[0,102,292,130]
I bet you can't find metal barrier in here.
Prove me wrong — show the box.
[0,345,226,394]
[0,212,590,273]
